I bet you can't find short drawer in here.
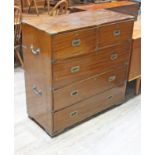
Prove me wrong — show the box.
[53,42,131,89]
[98,20,133,47]
[53,85,126,132]
[52,28,97,60]
[53,66,127,111]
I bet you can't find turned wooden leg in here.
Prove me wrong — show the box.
[20,0,24,12]
[135,77,141,95]
[27,0,30,7]
[15,49,24,68]
[28,0,33,13]
[44,0,47,9]
[33,0,39,16]
[47,0,50,14]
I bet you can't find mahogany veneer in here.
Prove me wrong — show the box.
[22,9,134,136]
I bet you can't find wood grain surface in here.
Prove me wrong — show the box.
[54,65,127,111]
[22,10,134,135]
[53,85,126,133]
[22,9,134,34]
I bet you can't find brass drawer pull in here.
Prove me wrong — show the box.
[71,66,80,73]
[107,95,113,100]
[72,39,81,47]
[30,45,40,55]
[69,111,78,117]
[70,90,79,96]
[113,30,121,37]
[32,85,42,96]
[108,75,116,82]
[111,53,118,60]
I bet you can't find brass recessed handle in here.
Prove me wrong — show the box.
[32,85,42,96]
[113,30,121,37]
[70,90,79,96]
[30,45,40,55]
[108,75,116,82]
[69,111,78,117]
[72,39,81,47]
[111,53,118,60]
[71,66,80,73]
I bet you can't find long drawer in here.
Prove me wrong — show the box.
[53,85,126,133]
[98,20,133,47]
[53,42,131,89]
[52,28,97,60]
[53,65,127,111]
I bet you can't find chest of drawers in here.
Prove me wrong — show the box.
[22,10,134,136]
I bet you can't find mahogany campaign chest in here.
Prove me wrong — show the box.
[22,10,134,136]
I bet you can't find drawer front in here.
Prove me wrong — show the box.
[98,21,133,47]
[54,66,127,111]
[53,85,126,132]
[53,28,97,60]
[53,42,131,89]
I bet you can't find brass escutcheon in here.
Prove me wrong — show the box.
[69,111,78,117]
[72,39,81,47]
[113,30,121,37]
[108,75,116,82]
[71,66,80,73]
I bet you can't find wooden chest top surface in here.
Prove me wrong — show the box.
[22,9,134,35]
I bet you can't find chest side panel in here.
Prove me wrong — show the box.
[128,38,141,81]
[22,24,53,134]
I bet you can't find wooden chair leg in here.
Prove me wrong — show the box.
[135,77,141,95]
[20,0,24,12]
[27,0,30,6]
[28,0,33,13]
[47,0,50,14]
[44,0,47,8]
[15,49,24,68]
[33,0,39,16]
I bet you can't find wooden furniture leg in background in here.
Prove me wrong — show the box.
[135,77,141,95]
[34,0,39,15]
[26,0,30,10]
[15,48,24,68]
[28,0,33,13]
[20,0,24,12]
[14,6,24,68]
[28,0,39,15]
[47,0,50,14]
[20,0,30,12]
[44,0,51,14]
